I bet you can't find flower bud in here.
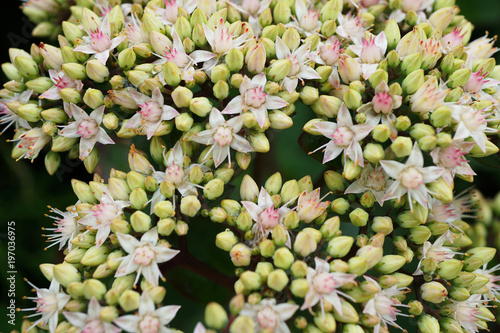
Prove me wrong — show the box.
[213,80,229,99]
[333,299,360,323]
[371,124,391,142]
[248,132,270,153]
[342,159,362,180]
[118,290,140,312]
[230,243,251,266]
[408,225,431,244]
[375,255,406,274]
[327,236,354,258]
[129,188,148,209]
[230,316,255,333]
[349,208,369,227]
[347,257,368,276]
[417,315,440,333]
[180,195,201,217]
[402,69,425,94]
[314,312,336,332]
[273,0,291,24]
[189,97,212,117]
[384,19,401,50]
[268,59,292,82]
[245,43,266,74]
[86,60,109,83]
[401,52,423,75]
[427,178,453,203]
[371,216,393,235]
[467,247,496,265]
[331,198,349,215]
[294,230,317,257]
[436,259,463,280]
[356,245,383,269]
[311,95,342,117]
[53,262,80,287]
[204,178,224,200]
[390,136,413,157]
[157,218,176,236]
[421,281,447,303]
[81,245,109,266]
[448,68,471,88]
[273,247,294,269]
[205,302,228,330]
[469,140,499,157]
[216,230,239,251]
[267,269,289,292]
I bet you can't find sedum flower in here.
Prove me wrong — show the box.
[442,27,467,54]
[461,70,500,103]
[296,188,330,223]
[363,276,409,333]
[410,76,449,117]
[451,105,498,153]
[312,103,374,166]
[466,34,499,61]
[231,0,272,34]
[12,127,51,160]
[473,264,500,301]
[301,257,357,315]
[427,193,473,235]
[124,13,149,46]
[222,74,288,128]
[63,297,121,333]
[115,227,180,287]
[0,89,32,133]
[449,294,492,333]
[114,290,180,332]
[155,0,199,25]
[74,14,126,65]
[275,37,321,93]
[39,70,83,101]
[414,233,458,275]
[242,187,292,247]
[155,31,196,82]
[380,143,444,210]
[43,206,81,251]
[240,298,299,332]
[388,0,433,24]
[336,12,367,43]
[127,87,179,139]
[59,104,114,159]
[287,0,321,37]
[78,191,130,247]
[190,108,253,167]
[344,164,392,206]
[23,278,71,333]
[430,140,476,185]
[349,32,387,79]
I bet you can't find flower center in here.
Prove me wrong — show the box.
[213,25,233,54]
[138,315,161,333]
[288,55,301,76]
[259,207,280,230]
[300,10,320,32]
[360,36,382,64]
[242,0,260,15]
[90,30,112,53]
[256,306,278,329]
[134,246,156,266]
[374,294,397,318]
[331,126,354,148]
[162,0,179,23]
[439,146,466,168]
[320,42,341,66]
[364,169,387,190]
[214,126,233,146]
[165,163,184,186]
[77,119,99,139]
[245,87,267,108]
[400,167,423,189]
[165,48,189,68]
[37,293,59,314]
[139,102,163,122]
[464,71,487,94]
[82,319,105,333]
[313,272,337,294]
[93,203,121,224]
[460,108,487,131]
[372,91,394,114]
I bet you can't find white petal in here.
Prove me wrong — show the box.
[275,37,291,60]
[117,233,141,254]
[380,160,406,180]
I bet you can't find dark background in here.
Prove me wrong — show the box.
[1,0,500,332]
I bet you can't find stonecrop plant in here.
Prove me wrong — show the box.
[5,0,500,332]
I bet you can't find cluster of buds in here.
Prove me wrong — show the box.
[3,0,500,332]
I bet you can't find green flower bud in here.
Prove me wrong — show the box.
[402,69,425,94]
[371,124,391,142]
[204,178,224,200]
[375,255,406,274]
[314,312,336,332]
[356,245,383,269]
[371,216,393,235]
[174,220,189,236]
[117,48,136,70]
[401,52,423,75]
[321,20,337,37]
[211,64,231,84]
[1,63,21,81]
[53,262,80,287]
[71,179,97,204]
[427,177,453,203]
[349,208,369,227]
[119,290,140,312]
[320,216,340,240]
[421,281,448,303]
[333,299,359,323]
[189,97,212,117]
[83,278,107,300]
[343,89,362,110]
[469,140,499,157]
[130,211,151,233]
[273,0,291,24]
[230,316,255,333]
[331,198,349,215]
[81,245,109,266]
[129,187,148,209]
[448,68,471,88]
[299,86,319,106]
[287,278,309,298]
[391,137,414,158]
[273,247,294,269]
[223,48,243,72]
[213,80,229,99]
[230,243,251,266]
[347,257,368,276]
[180,195,201,217]
[294,230,317,257]
[408,225,431,244]
[17,103,41,122]
[170,86,193,109]
[26,77,52,94]
[66,281,84,299]
[240,175,259,202]
[418,315,440,333]
[436,259,463,280]
[268,59,292,82]
[248,132,270,153]
[267,269,289,292]
[14,56,38,78]
[324,170,344,193]
[257,239,275,257]
[59,87,82,104]
[368,69,388,89]
[467,247,496,265]
[342,159,362,180]
[174,112,193,132]
[320,0,342,22]
[439,318,463,333]
[205,302,228,329]
[384,19,401,50]
[393,116,410,132]
[156,218,175,236]
[40,108,67,124]
[327,236,354,258]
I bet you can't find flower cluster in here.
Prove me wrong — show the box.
[4,0,500,332]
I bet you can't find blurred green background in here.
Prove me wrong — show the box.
[1,0,500,332]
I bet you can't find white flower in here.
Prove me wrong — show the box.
[414,233,457,275]
[155,32,196,82]
[427,192,474,235]
[78,191,130,247]
[461,70,500,103]
[11,127,51,160]
[344,164,393,206]
[115,227,180,287]
[155,0,198,25]
[0,89,32,133]
[222,74,288,128]
[296,188,330,223]
[336,12,367,43]
[64,297,121,333]
[190,108,253,167]
[349,32,387,79]
[449,294,492,333]
[193,322,207,333]
[43,206,81,251]
[362,276,409,333]
[380,143,444,210]
[474,263,500,301]
[59,104,114,159]
[190,19,250,71]
[230,0,272,34]
[22,278,71,333]
[39,70,83,101]
[124,13,149,46]
[287,0,321,36]
[442,27,467,54]
[466,34,499,61]
[301,257,357,315]
[242,187,292,247]
[410,76,449,117]
[312,103,374,166]
[451,105,498,153]
[127,87,180,139]
[430,140,476,185]
[114,291,180,333]
[240,298,299,332]
[275,37,321,93]
[74,14,126,64]
[388,0,433,24]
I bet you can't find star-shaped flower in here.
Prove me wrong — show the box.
[0,89,32,133]
[430,140,476,185]
[43,206,81,251]
[287,0,321,37]
[451,105,498,153]
[240,298,299,332]
[39,70,83,101]
[296,188,330,223]
[349,32,387,79]
[64,297,121,333]
[344,164,393,206]
[414,233,458,275]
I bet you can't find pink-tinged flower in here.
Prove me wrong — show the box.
[312,104,374,166]
[363,276,409,333]
[336,12,367,43]
[155,32,196,81]
[301,257,357,315]
[421,37,442,68]
[296,188,330,223]
[345,164,393,206]
[359,81,402,140]
[287,0,321,36]
[242,187,293,247]
[190,108,253,167]
[231,0,272,34]
[39,43,64,70]
[115,227,180,287]
[414,233,458,275]
[442,27,467,53]
[427,190,475,235]
[39,70,83,101]
[241,298,299,332]
[350,32,387,79]
[474,264,500,301]
[74,14,126,65]
[467,34,499,61]
[0,89,32,133]
[78,191,130,247]
[59,104,114,159]
[114,291,181,333]
[11,127,51,160]
[43,206,82,251]
[410,76,449,117]
[430,140,476,185]
[380,143,444,210]
[127,87,179,139]
[222,74,288,128]
[388,0,433,23]
[462,70,500,102]
[275,37,322,93]
[64,297,121,333]
[310,36,341,66]
[338,54,363,84]
[22,278,71,333]
[124,13,149,46]
[155,0,198,25]
[449,295,492,333]
[451,105,498,153]
[194,322,207,333]
[190,19,250,71]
